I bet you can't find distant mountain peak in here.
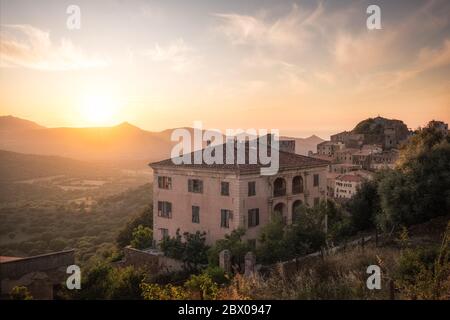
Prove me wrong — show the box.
[115,121,141,131]
[0,115,45,131]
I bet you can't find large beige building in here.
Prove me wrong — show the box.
[150,143,329,245]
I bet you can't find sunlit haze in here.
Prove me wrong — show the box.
[0,0,449,136]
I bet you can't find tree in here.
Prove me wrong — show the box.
[208,228,252,269]
[160,230,209,270]
[116,206,153,248]
[130,225,153,250]
[182,231,208,270]
[75,263,112,299]
[74,263,145,300]
[257,202,330,264]
[109,267,146,300]
[346,179,380,231]
[257,215,288,264]
[160,229,184,259]
[377,128,450,232]
[285,202,326,257]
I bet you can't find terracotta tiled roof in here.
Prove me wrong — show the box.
[0,256,23,263]
[336,174,364,182]
[149,142,330,174]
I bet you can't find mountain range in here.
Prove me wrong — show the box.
[0,115,324,169]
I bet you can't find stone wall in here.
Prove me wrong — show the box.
[0,250,75,299]
[120,247,184,276]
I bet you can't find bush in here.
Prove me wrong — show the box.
[74,263,146,300]
[130,225,153,250]
[257,203,327,264]
[116,206,153,248]
[208,228,251,270]
[394,222,450,299]
[141,283,189,300]
[161,230,209,270]
[185,273,219,300]
[10,286,33,300]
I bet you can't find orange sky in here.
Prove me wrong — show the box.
[0,0,449,137]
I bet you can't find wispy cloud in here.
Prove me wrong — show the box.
[213,3,323,49]
[0,25,109,71]
[212,0,450,94]
[142,38,198,72]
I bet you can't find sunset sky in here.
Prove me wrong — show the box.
[0,0,449,138]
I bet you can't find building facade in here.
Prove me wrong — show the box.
[334,174,364,199]
[150,144,329,245]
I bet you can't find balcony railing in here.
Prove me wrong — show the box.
[273,188,286,197]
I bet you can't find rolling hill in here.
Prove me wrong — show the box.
[0,149,115,182]
[0,116,183,168]
[0,115,325,168]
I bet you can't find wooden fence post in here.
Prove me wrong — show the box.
[375,229,379,247]
[389,279,395,300]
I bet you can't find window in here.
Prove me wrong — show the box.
[157,201,172,218]
[273,177,286,197]
[220,209,232,228]
[192,206,200,223]
[159,228,169,239]
[158,176,172,189]
[248,181,256,197]
[221,182,230,196]
[313,174,319,187]
[292,176,304,194]
[188,179,203,193]
[248,208,260,228]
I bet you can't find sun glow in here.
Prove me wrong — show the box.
[81,94,119,126]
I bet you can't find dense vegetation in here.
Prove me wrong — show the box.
[0,149,115,182]
[0,183,152,266]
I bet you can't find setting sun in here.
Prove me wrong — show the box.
[81,94,119,126]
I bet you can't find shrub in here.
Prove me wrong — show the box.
[141,283,189,300]
[10,286,33,300]
[161,229,209,270]
[130,225,153,250]
[185,273,219,300]
[208,228,251,269]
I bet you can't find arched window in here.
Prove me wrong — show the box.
[292,176,303,194]
[292,200,303,223]
[273,202,287,224]
[273,177,286,197]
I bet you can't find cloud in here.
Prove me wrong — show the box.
[213,3,323,49]
[0,24,109,71]
[211,0,450,96]
[381,38,450,88]
[333,0,450,80]
[142,38,198,72]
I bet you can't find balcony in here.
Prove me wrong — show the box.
[273,188,287,197]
